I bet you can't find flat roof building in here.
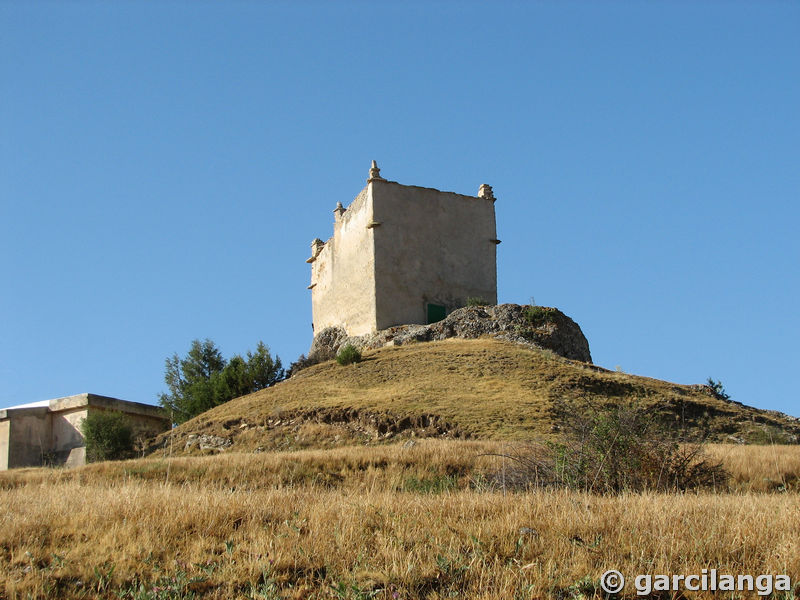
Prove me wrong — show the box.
[0,393,169,470]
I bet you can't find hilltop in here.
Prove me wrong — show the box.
[154,337,799,456]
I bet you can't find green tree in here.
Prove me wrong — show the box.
[159,339,225,423]
[159,339,284,423]
[706,377,731,401]
[81,410,134,462]
[246,341,284,389]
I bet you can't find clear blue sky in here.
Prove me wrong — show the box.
[1,2,798,416]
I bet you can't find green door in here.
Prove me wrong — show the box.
[426,303,446,324]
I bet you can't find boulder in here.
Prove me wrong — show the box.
[307,304,591,366]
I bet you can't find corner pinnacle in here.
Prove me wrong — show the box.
[368,160,385,182]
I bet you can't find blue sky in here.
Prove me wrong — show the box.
[1,2,798,416]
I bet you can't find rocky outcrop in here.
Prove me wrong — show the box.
[306,304,591,366]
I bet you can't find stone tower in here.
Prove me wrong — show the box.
[307,161,499,336]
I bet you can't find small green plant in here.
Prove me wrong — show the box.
[248,574,281,600]
[117,567,207,599]
[466,297,489,307]
[81,410,134,462]
[402,474,459,494]
[329,579,381,600]
[524,305,556,327]
[93,562,115,593]
[566,575,601,599]
[336,344,362,366]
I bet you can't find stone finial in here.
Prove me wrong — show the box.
[478,184,495,201]
[333,201,346,220]
[368,160,385,182]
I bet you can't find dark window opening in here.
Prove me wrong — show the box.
[426,303,446,324]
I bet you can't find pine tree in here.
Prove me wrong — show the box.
[158,339,284,423]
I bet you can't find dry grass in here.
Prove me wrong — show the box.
[159,339,800,455]
[707,443,800,492]
[2,482,799,599]
[3,440,799,494]
[0,440,500,493]
[2,441,800,598]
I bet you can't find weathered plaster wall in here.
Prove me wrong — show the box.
[371,181,497,330]
[5,409,51,468]
[309,186,378,336]
[0,420,9,470]
[52,408,87,457]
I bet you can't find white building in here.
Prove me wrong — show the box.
[0,393,168,470]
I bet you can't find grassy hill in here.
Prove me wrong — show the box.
[4,337,800,598]
[158,338,799,455]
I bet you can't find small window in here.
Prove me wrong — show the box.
[426,303,446,324]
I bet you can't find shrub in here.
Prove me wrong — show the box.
[524,305,556,327]
[466,297,490,307]
[287,353,316,377]
[336,344,362,366]
[485,403,729,493]
[81,410,134,462]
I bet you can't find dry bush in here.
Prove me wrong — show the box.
[485,404,729,493]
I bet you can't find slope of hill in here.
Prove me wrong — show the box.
[154,338,799,455]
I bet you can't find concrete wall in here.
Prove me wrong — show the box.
[2,408,51,469]
[372,180,497,330]
[51,407,87,462]
[309,186,378,336]
[0,420,10,470]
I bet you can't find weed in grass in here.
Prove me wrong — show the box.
[116,568,206,600]
[94,562,115,594]
[329,579,381,600]
[401,474,458,494]
[246,570,281,600]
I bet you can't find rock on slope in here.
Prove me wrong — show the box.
[307,304,591,366]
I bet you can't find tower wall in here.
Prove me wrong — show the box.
[371,180,497,330]
[308,163,498,337]
[309,186,378,336]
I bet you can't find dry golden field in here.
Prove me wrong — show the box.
[2,441,799,599]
